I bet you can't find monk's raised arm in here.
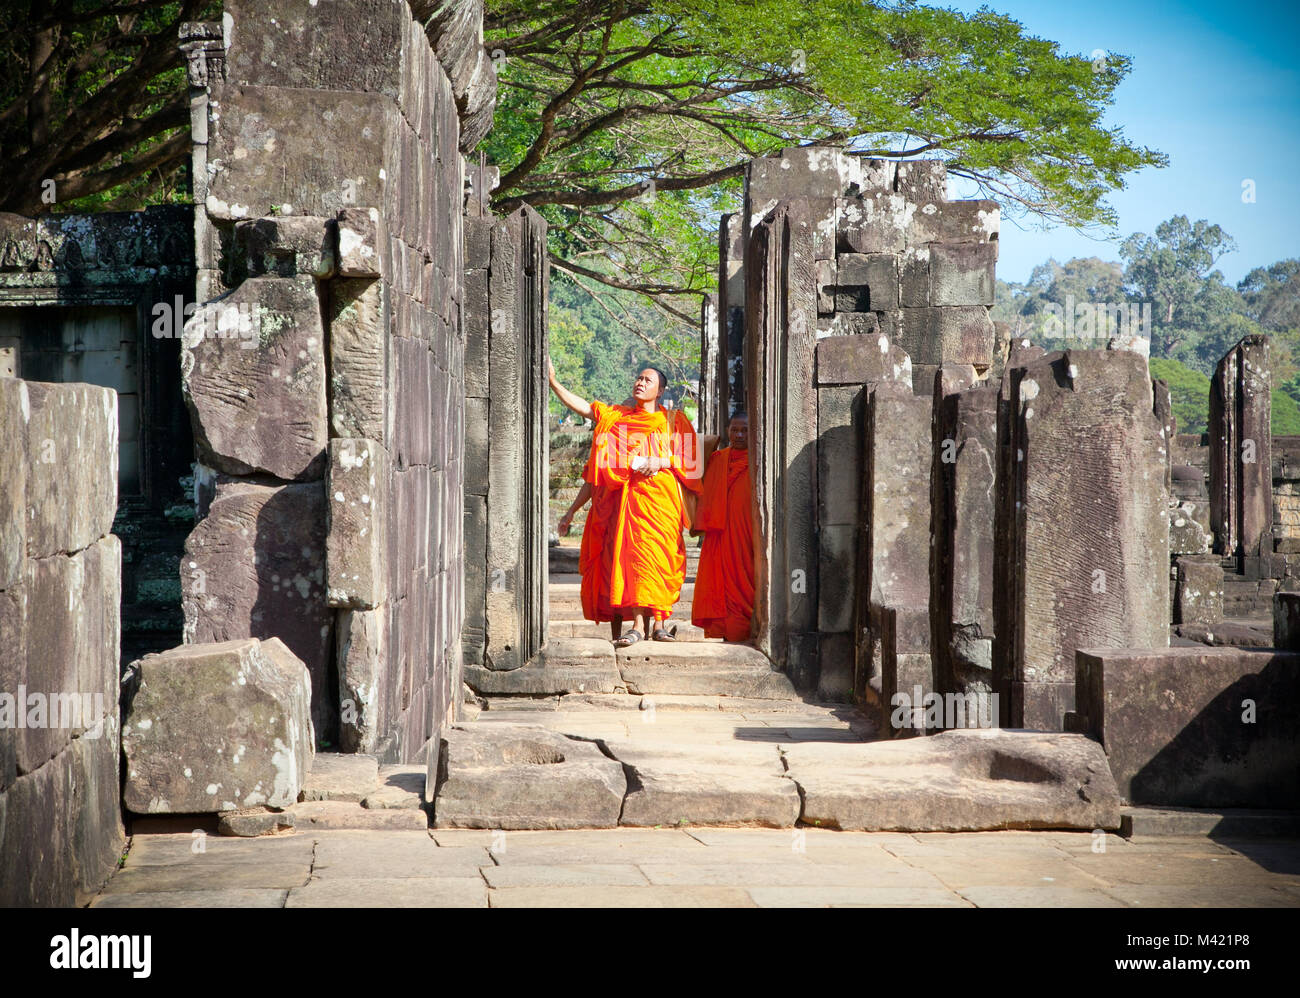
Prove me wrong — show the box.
[547,357,593,420]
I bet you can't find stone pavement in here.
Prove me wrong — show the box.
[89,826,1300,908]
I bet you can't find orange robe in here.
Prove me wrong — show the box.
[579,402,703,621]
[691,446,755,641]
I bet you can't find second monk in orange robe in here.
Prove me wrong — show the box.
[691,412,755,642]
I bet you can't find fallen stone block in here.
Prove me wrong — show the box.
[1076,646,1300,807]
[785,729,1120,831]
[616,643,798,699]
[298,752,379,803]
[122,638,315,814]
[610,741,800,828]
[434,724,626,829]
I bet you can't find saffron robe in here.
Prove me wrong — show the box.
[690,446,755,641]
[579,401,703,621]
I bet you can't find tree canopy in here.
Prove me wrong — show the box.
[484,0,1165,323]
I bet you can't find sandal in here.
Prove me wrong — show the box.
[614,629,644,648]
[651,628,676,642]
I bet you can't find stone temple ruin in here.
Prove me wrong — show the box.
[0,0,1296,906]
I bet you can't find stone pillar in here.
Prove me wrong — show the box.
[994,349,1170,730]
[745,201,819,686]
[1,379,123,906]
[931,379,998,723]
[698,292,721,437]
[717,213,746,424]
[1210,334,1274,573]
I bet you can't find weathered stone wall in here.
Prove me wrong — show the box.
[462,185,549,673]
[0,379,123,906]
[181,1,492,769]
[739,147,998,696]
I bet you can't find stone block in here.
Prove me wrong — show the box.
[0,585,24,791]
[837,191,909,255]
[183,276,328,481]
[834,253,898,312]
[816,257,836,314]
[337,607,387,754]
[996,350,1169,729]
[1076,646,1300,807]
[895,159,948,204]
[326,438,389,609]
[69,727,125,899]
[122,638,315,814]
[785,729,1121,832]
[610,742,800,828]
[817,386,863,526]
[299,752,379,803]
[22,382,117,559]
[1175,558,1223,627]
[815,334,910,386]
[235,216,336,278]
[0,750,75,906]
[0,379,26,587]
[329,277,386,442]
[182,479,334,736]
[223,0,407,96]
[1274,592,1300,650]
[434,724,627,829]
[208,85,396,220]
[865,385,932,609]
[929,242,997,306]
[818,525,856,632]
[336,207,380,277]
[19,551,83,773]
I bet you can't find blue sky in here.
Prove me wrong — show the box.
[942,0,1300,286]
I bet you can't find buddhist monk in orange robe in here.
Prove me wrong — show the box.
[691,413,755,642]
[548,361,702,646]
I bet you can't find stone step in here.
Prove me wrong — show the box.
[464,637,799,701]
[549,619,709,642]
[1120,806,1300,838]
[617,642,799,699]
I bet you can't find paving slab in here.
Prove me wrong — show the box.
[299,753,379,803]
[638,861,946,888]
[310,831,486,877]
[488,886,758,908]
[957,887,1126,908]
[90,889,289,908]
[747,886,969,908]
[123,832,316,867]
[480,864,651,888]
[1102,884,1299,908]
[285,877,487,908]
[100,862,311,893]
